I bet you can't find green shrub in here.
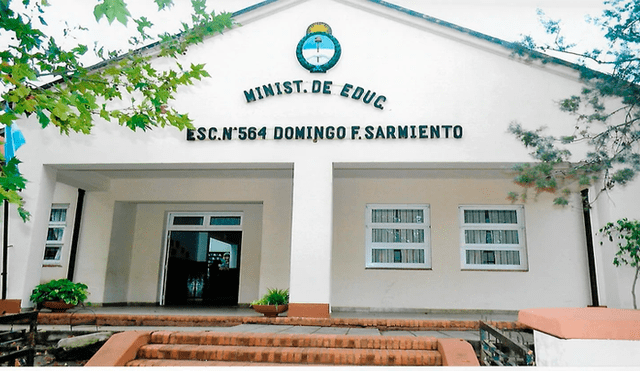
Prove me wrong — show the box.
[30,279,89,305]
[600,218,640,309]
[250,288,289,307]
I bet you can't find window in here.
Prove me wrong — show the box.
[459,205,527,270]
[210,216,241,226]
[365,204,430,269]
[168,212,243,230]
[44,205,69,261]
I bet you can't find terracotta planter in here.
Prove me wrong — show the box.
[42,301,75,312]
[252,304,288,317]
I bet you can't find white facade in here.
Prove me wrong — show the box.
[5,0,639,314]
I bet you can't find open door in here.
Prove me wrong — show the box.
[161,213,242,306]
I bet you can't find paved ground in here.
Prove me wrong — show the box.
[67,305,519,322]
[2,305,519,340]
[39,323,481,341]
[2,307,523,366]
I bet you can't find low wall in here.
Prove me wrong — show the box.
[519,307,640,367]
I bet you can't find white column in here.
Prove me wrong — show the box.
[18,166,57,307]
[288,159,332,317]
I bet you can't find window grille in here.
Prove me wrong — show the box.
[459,206,527,270]
[366,204,430,269]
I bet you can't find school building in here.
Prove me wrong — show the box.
[5,0,640,317]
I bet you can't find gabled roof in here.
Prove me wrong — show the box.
[229,0,584,72]
[39,0,592,90]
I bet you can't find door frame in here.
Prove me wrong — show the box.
[159,211,243,305]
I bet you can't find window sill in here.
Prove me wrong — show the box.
[365,267,432,271]
[461,268,528,272]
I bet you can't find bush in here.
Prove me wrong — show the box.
[30,279,89,305]
[250,288,289,306]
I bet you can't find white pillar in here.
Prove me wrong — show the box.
[18,165,57,308]
[287,159,332,317]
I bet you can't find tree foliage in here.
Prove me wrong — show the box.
[509,0,640,206]
[1,0,234,220]
[599,218,640,309]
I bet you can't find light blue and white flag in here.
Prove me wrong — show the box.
[4,123,26,162]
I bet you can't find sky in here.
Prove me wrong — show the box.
[32,0,609,54]
[4,0,611,76]
[408,0,606,45]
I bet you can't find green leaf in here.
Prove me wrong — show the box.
[0,111,17,126]
[154,0,173,10]
[72,44,88,55]
[134,16,153,39]
[14,85,31,99]
[11,63,37,81]
[52,101,69,120]
[94,0,131,25]
[36,110,50,127]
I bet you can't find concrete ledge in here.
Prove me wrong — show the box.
[84,331,151,367]
[38,312,524,331]
[437,338,480,366]
[333,306,518,316]
[518,307,640,340]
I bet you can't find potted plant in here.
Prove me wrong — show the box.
[30,279,89,312]
[250,288,289,317]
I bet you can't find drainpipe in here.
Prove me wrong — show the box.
[2,200,8,300]
[67,189,85,281]
[581,189,600,307]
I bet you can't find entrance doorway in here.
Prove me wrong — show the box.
[162,212,242,306]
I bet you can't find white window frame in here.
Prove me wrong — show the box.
[459,205,528,271]
[167,212,243,231]
[365,204,431,269]
[43,204,69,262]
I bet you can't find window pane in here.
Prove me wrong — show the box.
[466,250,520,265]
[50,208,67,222]
[372,229,424,243]
[464,230,519,244]
[464,210,517,224]
[173,216,204,226]
[372,209,424,223]
[44,245,61,260]
[46,228,64,242]
[210,217,241,226]
[372,248,424,264]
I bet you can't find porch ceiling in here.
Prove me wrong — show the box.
[51,162,523,190]
[51,163,294,191]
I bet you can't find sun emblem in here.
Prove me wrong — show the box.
[296,22,341,73]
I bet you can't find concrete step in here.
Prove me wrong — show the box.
[132,343,442,366]
[131,331,442,366]
[87,330,480,367]
[150,331,439,349]
[127,359,308,366]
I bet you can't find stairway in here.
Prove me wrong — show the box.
[123,331,446,366]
